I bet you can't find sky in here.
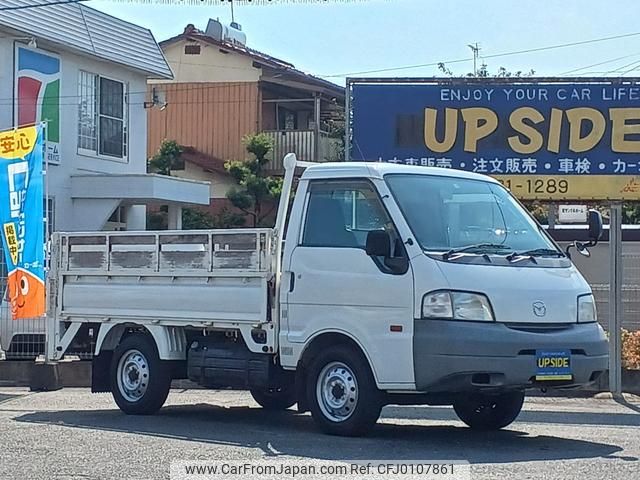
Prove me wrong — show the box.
[90,0,640,86]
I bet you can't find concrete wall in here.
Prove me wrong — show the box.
[0,36,150,231]
[171,161,236,199]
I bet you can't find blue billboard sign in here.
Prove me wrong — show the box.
[349,80,640,176]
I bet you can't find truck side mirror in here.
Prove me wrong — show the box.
[366,230,391,257]
[566,209,603,258]
[588,209,603,244]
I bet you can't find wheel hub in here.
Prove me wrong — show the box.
[316,362,358,422]
[117,349,149,402]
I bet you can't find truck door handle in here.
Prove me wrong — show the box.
[289,272,295,292]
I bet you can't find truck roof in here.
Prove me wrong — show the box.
[301,161,501,183]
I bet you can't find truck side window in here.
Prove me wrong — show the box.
[302,181,393,249]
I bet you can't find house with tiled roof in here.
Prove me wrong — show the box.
[147,19,345,212]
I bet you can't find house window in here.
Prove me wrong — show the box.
[78,71,97,151]
[277,106,297,130]
[78,71,128,159]
[45,197,55,239]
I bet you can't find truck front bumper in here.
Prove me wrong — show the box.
[413,320,608,392]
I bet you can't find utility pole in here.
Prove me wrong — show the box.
[468,43,480,76]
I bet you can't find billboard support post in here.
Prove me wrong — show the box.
[608,202,623,396]
[344,78,351,162]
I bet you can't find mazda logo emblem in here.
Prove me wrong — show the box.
[532,301,547,317]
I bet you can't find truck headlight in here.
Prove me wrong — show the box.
[578,294,597,323]
[422,291,494,321]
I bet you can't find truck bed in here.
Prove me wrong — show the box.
[49,229,274,327]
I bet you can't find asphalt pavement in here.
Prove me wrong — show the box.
[0,388,638,479]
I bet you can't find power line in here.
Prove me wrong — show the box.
[321,30,640,78]
[599,58,640,76]
[620,61,640,75]
[560,52,640,75]
[0,81,264,103]
[0,0,87,11]
[0,96,261,107]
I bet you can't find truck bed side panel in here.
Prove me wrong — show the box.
[52,230,274,326]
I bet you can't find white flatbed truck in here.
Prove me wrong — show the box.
[46,154,608,436]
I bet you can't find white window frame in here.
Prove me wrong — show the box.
[77,71,128,162]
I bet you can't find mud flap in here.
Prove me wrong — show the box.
[91,351,113,393]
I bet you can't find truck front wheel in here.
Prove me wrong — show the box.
[110,334,171,415]
[250,385,297,411]
[306,345,381,436]
[453,391,524,430]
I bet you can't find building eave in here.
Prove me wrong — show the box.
[71,173,210,205]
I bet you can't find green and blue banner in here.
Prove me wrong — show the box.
[0,125,45,319]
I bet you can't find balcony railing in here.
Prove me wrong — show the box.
[264,130,342,171]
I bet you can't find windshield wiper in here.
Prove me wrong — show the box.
[443,243,511,260]
[507,248,565,261]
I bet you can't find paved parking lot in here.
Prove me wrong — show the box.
[0,388,638,479]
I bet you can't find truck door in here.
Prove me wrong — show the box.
[283,179,414,387]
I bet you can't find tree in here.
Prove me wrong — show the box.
[148,140,183,175]
[623,204,640,224]
[224,133,283,227]
[437,62,535,78]
[183,206,245,229]
[522,201,548,224]
[323,110,346,162]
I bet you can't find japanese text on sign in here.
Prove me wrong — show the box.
[349,80,640,199]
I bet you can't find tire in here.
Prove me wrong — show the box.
[306,345,381,436]
[250,385,297,411]
[110,333,171,415]
[453,391,525,430]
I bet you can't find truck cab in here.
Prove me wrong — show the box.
[45,156,608,436]
[275,160,607,434]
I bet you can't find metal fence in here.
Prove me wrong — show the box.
[264,130,342,171]
[592,285,640,332]
[0,243,47,359]
[563,242,640,332]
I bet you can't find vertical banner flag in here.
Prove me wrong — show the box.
[14,45,60,163]
[0,125,45,319]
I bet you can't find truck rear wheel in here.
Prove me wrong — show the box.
[306,345,381,436]
[250,385,297,411]
[110,334,171,415]
[453,391,524,430]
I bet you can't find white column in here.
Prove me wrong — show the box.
[125,205,146,231]
[167,204,183,230]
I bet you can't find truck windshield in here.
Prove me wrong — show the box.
[385,174,558,255]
